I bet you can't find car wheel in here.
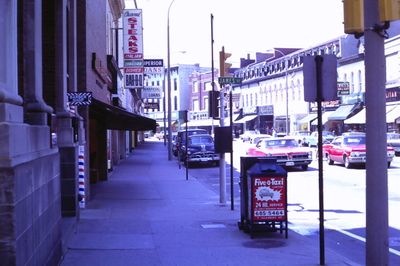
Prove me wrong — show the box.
[328,155,334,165]
[301,165,309,171]
[344,156,352,168]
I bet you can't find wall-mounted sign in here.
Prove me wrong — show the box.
[67,92,92,106]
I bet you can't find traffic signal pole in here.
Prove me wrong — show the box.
[219,88,226,205]
[364,1,389,265]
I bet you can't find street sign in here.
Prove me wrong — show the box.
[218,77,242,85]
[67,92,92,106]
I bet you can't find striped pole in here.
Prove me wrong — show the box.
[78,145,86,208]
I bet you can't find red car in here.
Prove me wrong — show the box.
[246,137,313,170]
[323,133,395,168]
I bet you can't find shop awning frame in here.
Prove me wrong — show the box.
[90,98,157,131]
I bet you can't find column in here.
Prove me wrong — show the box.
[22,0,53,125]
[0,0,22,114]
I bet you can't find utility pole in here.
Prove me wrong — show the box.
[364,0,389,265]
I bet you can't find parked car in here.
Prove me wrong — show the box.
[387,132,400,156]
[251,134,272,145]
[174,128,208,157]
[239,130,259,142]
[323,133,395,168]
[154,131,164,140]
[305,131,335,147]
[291,131,311,145]
[179,134,220,167]
[246,137,313,170]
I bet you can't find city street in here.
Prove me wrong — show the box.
[180,138,400,265]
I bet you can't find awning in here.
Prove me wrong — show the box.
[328,104,357,121]
[90,98,157,131]
[234,114,258,124]
[344,105,398,124]
[387,105,400,123]
[297,113,317,124]
[182,118,219,127]
[344,108,365,124]
[224,113,240,125]
[311,111,334,125]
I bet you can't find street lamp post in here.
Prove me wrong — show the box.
[274,49,289,135]
[167,0,175,160]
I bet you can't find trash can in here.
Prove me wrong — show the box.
[238,156,288,238]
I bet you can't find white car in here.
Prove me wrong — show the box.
[387,132,400,156]
[239,130,259,142]
[305,131,335,147]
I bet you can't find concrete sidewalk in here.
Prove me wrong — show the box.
[59,140,359,266]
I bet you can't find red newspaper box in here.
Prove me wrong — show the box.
[244,160,288,238]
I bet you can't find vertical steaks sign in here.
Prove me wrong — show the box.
[252,177,286,221]
[123,9,144,89]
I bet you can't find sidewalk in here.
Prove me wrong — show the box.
[59,140,359,266]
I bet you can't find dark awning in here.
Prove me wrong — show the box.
[90,98,156,131]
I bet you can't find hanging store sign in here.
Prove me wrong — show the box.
[144,102,159,109]
[123,9,144,89]
[144,59,164,74]
[141,87,162,99]
[67,92,92,106]
[337,81,350,96]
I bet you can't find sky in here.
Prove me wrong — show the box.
[125,0,345,68]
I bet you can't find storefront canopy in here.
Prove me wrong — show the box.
[328,104,357,121]
[311,111,334,125]
[90,98,157,131]
[182,118,219,127]
[386,105,400,123]
[344,108,365,124]
[297,113,317,124]
[234,114,257,124]
[344,105,398,124]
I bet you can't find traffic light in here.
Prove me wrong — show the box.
[208,90,219,118]
[343,0,364,34]
[380,0,400,22]
[219,46,232,77]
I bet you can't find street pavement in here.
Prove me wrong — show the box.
[59,138,360,266]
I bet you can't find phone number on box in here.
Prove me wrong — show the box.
[254,210,284,217]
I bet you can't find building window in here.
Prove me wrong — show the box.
[205,81,212,91]
[192,99,199,111]
[193,81,199,92]
[174,96,177,110]
[358,70,362,93]
[350,72,354,94]
[204,96,209,110]
[174,79,177,91]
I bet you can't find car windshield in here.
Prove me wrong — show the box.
[343,136,365,145]
[262,139,299,148]
[189,136,213,145]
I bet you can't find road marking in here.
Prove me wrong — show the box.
[326,223,400,257]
